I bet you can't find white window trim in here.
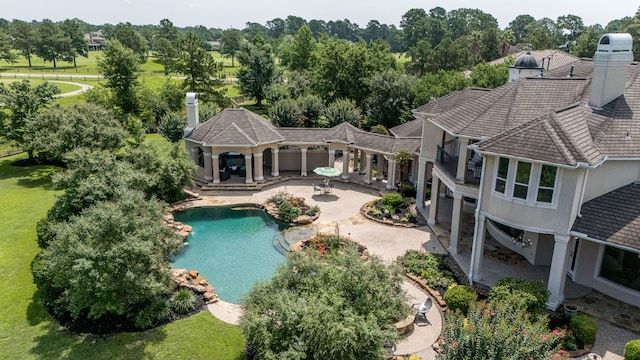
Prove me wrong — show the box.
[512,161,532,201]
[490,157,561,209]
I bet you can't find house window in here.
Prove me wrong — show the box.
[513,161,531,199]
[196,148,205,168]
[494,157,509,194]
[537,165,557,203]
[600,246,640,292]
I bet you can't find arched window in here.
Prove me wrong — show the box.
[196,148,204,168]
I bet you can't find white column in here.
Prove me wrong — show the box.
[386,157,396,189]
[359,150,366,174]
[244,154,253,183]
[428,175,440,225]
[254,152,264,181]
[328,149,336,168]
[203,151,213,182]
[448,192,464,254]
[376,154,384,180]
[341,149,350,180]
[212,154,220,184]
[546,234,571,310]
[271,148,279,176]
[364,153,372,184]
[456,138,470,181]
[189,148,196,162]
[469,213,487,283]
[300,148,308,176]
[416,157,427,209]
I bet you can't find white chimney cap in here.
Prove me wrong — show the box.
[186,92,198,105]
[596,33,633,54]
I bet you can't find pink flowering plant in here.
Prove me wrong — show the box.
[438,296,566,360]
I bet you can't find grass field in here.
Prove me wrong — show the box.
[0,147,246,360]
[0,51,240,78]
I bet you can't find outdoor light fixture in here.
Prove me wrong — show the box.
[512,233,532,248]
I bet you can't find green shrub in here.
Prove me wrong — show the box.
[488,277,549,315]
[624,339,640,360]
[444,285,478,315]
[569,314,597,345]
[277,200,301,223]
[398,250,456,289]
[381,193,403,210]
[172,289,196,315]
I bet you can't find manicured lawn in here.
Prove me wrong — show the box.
[0,152,246,360]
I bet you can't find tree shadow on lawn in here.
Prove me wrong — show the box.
[28,291,167,360]
[0,157,60,189]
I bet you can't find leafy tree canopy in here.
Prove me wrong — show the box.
[241,249,406,360]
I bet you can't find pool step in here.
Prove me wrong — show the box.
[272,225,319,255]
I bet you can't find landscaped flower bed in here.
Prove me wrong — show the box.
[290,233,369,258]
[263,191,320,224]
[363,193,420,227]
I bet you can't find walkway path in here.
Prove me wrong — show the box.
[185,179,446,358]
[49,80,93,97]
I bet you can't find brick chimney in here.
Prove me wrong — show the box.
[589,33,634,109]
[184,92,199,137]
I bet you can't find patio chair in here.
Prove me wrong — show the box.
[312,184,322,195]
[412,297,432,326]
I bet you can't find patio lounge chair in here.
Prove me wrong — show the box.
[412,297,432,326]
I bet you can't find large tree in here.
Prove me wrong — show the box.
[236,40,277,107]
[0,28,16,64]
[111,22,148,61]
[24,103,127,163]
[97,39,141,114]
[153,19,179,73]
[507,14,536,44]
[324,98,361,127]
[172,32,225,104]
[0,80,59,160]
[287,24,316,72]
[241,249,406,360]
[365,70,416,129]
[220,28,243,67]
[10,20,36,67]
[32,188,182,332]
[60,18,89,67]
[35,19,69,68]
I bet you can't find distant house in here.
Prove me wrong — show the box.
[413,33,640,310]
[84,30,105,51]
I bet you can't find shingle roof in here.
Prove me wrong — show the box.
[429,76,591,139]
[475,60,640,163]
[476,103,604,167]
[572,183,640,249]
[187,107,416,156]
[390,119,423,138]
[413,88,490,117]
[187,108,285,146]
[277,128,331,144]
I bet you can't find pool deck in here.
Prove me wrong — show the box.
[189,178,638,360]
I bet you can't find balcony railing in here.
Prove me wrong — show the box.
[436,145,481,186]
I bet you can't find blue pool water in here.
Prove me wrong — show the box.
[172,206,287,304]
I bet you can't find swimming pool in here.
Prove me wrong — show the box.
[171,206,287,304]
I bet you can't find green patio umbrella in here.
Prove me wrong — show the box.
[313,166,341,177]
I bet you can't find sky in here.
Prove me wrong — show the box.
[3,0,638,30]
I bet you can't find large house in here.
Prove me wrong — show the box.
[413,33,640,310]
[183,33,640,311]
